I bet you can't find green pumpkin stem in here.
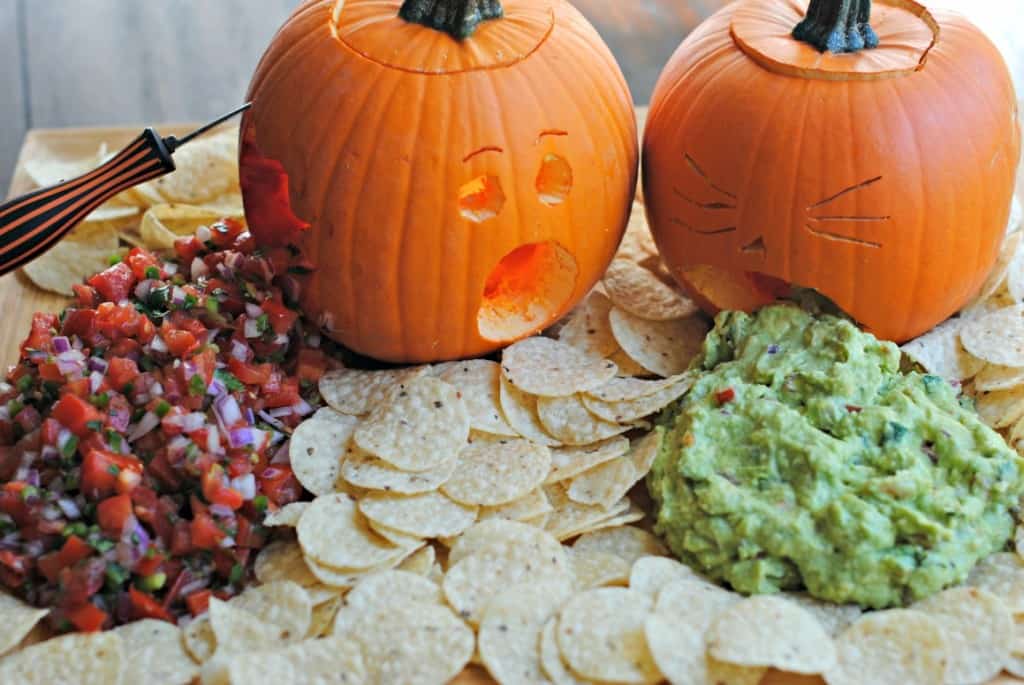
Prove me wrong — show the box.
[399,0,503,40]
[793,0,879,53]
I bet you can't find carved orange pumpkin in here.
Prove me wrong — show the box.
[643,0,1021,342]
[240,0,638,363]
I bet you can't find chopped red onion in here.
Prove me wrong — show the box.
[191,257,210,280]
[150,335,169,355]
[163,261,179,276]
[196,225,212,243]
[270,440,291,464]
[181,359,198,380]
[257,410,287,432]
[273,334,289,345]
[260,467,282,480]
[225,252,244,271]
[209,503,234,518]
[230,339,251,362]
[243,318,261,339]
[14,468,39,487]
[87,356,109,374]
[292,399,314,417]
[206,424,222,454]
[56,427,73,452]
[14,406,41,432]
[229,474,256,500]
[28,350,48,364]
[56,498,81,519]
[89,371,104,394]
[215,263,231,279]
[171,286,187,306]
[181,413,206,433]
[127,411,160,442]
[228,427,255,449]
[166,435,191,464]
[40,445,59,462]
[52,336,71,354]
[245,408,255,425]
[214,394,243,431]
[206,376,227,397]
[177,575,208,600]
[150,382,164,397]
[267,406,293,418]
[40,504,62,522]
[245,303,263,319]
[205,328,221,345]
[218,536,236,549]
[134,279,154,300]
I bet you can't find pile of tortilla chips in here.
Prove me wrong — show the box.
[20,127,243,294]
[5,188,1024,683]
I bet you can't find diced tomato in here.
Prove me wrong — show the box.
[58,558,106,608]
[62,378,91,399]
[88,262,136,303]
[52,394,104,437]
[190,513,227,550]
[715,388,736,405]
[262,297,298,335]
[107,358,140,391]
[135,550,165,578]
[185,589,212,617]
[296,349,327,384]
[174,235,204,263]
[170,520,192,556]
[164,329,199,357]
[65,602,109,632]
[97,494,134,535]
[147,450,183,491]
[228,357,272,386]
[20,312,58,358]
[72,284,98,307]
[209,219,247,248]
[61,309,97,340]
[81,450,143,500]
[262,377,300,409]
[129,586,173,622]
[0,549,29,588]
[202,465,243,511]
[235,517,265,549]
[40,418,61,446]
[37,535,92,584]
[125,248,161,281]
[258,465,301,506]
[37,362,62,383]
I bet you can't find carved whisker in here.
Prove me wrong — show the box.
[672,187,736,210]
[807,175,883,210]
[683,153,738,200]
[806,224,881,248]
[809,215,890,222]
[671,218,737,235]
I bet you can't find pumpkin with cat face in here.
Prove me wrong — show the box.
[643,0,1021,342]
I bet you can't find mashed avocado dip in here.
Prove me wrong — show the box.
[648,305,1024,608]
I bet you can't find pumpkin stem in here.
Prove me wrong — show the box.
[399,0,503,40]
[793,0,879,53]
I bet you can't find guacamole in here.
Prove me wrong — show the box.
[648,305,1024,608]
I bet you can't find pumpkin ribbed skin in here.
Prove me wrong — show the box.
[643,0,1020,343]
[242,0,638,363]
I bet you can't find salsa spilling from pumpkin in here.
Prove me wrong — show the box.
[0,219,329,632]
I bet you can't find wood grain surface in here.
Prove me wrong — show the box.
[4,123,1024,685]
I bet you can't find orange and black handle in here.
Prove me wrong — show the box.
[0,129,176,276]
[0,102,251,278]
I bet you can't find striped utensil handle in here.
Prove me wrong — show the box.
[0,129,176,277]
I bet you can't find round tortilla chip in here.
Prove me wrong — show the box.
[974,385,1024,428]
[586,373,690,402]
[971,230,1022,307]
[334,570,443,636]
[707,595,836,673]
[442,435,551,506]
[479,487,553,522]
[629,556,705,599]
[439,360,517,436]
[297,493,406,570]
[603,258,699,321]
[183,615,216,664]
[543,483,634,541]
[0,593,48,657]
[254,539,318,587]
[609,308,709,377]
[398,544,438,576]
[973,363,1024,392]
[557,290,620,361]
[914,586,1012,684]
[568,547,631,589]
[574,525,668,564]
[443,529,571,625]
[447,519,566,567]
[501,337,618,397]
[965,552,1024,612]
[478,578,575,685]
[556,587,661,684]
[0,631,122,685]
[115,619,197,685]
[498,375,562,446]
[961,304,1024,367]
[358,491,478,539]
[211,633,366,685]
[539,618,588,684]
[318,366,429,416]
[825,609,947,685]
[901,317,984,381]
[537,394,632,445]
[567,458,638,510]
[655,578,740,632]
[341,444,456,494]
[289,410,358,496]
[349,601,475,684]
[228,581,313,644]
[780,593,863,637]
[582,375,693,423]
[353,377,470,472]
[546,437,630,484]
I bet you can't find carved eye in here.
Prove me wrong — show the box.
[536,154,572,205]
[459,175,506,223]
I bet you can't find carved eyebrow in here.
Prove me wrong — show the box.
[684,153,736,200]
[463,146,504,163]
[808,176,883,210]
[538,130,569,141]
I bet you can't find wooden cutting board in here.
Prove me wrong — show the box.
[2,124,1023,685]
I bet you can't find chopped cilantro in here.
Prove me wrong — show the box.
[107,254,122,265]
[256,314,271,335]
[60,434,79,459]
[228,563,244,585]
[205,297,220,314]
[215,369,246,393]
[253,495,268,513]
[19,485,38,501]
[155,400,171,418]
[183,294,198,310]
[15,375,33,393]
[107,464,121,476]
[85,419,103,432]
[89,392,110,409]
[188,374,207,396]
[145,266,161,280]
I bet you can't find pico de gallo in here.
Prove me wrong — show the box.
[0,218,336,632]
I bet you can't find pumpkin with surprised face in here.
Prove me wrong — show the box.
[240,0,638,363]
[643,0,1021,343]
